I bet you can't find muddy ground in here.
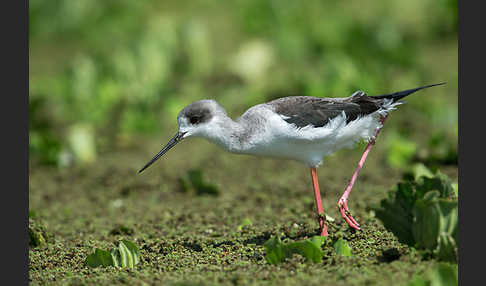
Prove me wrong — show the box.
[29,129,457,286]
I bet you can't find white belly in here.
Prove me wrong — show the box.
[239,111,383,167]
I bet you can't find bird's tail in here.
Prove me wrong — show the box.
[372,82,446,102]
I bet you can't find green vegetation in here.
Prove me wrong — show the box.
[29,0,457,285]
[85,240,141,269]
[264,235,327,264]
[372,165,458,262]
[333,238,353,257]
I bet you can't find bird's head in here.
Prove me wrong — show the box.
[176,99,226,138]
[138,99,225,173]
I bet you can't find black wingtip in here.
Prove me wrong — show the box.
[373,82,446,102]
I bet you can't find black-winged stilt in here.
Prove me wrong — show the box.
[139,83,445,236]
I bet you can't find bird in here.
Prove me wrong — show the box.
[138,83,445,236]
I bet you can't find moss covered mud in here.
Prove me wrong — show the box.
[29,135,457,285]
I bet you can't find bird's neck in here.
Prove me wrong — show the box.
[204,115,249,153]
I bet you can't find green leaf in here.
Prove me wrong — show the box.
[118,241,133,268]
[374,182,416,245]
[86,249,114,268]
[415,173,455,199]
[85,240,141,269]
[309,236,327,249]
[264,236,286,265]
[412,191,442,250]
[121,240,141,266]
[264,235,326,264]
[333,238,352,257]
[411,163,435,181]
[286,239,325,263]
[110,248,120,268]
[412,190,457,261]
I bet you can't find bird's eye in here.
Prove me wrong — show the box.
[190,116,200,124]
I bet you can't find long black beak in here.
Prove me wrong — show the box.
[138,132,186,174]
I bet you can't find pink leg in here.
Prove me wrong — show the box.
[310,167,329,236]
[338,114,389,230]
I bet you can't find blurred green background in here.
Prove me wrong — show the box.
[29,0,457,169]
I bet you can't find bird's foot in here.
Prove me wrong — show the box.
[338,198,361,230]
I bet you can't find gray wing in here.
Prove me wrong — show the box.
[267,92,383,128]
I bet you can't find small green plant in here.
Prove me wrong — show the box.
[372,165,458,262]
[333,238,353,257]
[264,235,327,264]
[85,240,141,269]
[179,169,220,196]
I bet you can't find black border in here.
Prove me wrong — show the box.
[2,0,29,284]
[458,0,480,285]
